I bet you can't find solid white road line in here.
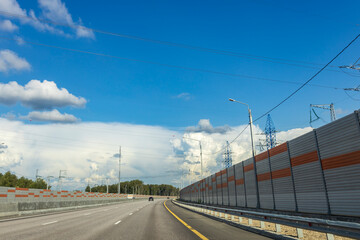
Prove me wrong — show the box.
[42,221,58,226]
[115,220,122,225]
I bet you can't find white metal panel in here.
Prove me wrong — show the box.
[234,161,246,207]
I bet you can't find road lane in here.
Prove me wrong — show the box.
[1,199,269,240]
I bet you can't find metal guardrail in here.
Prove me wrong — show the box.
[174,200,360,239]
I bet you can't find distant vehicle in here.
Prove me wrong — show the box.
[167,197,170,199]
[127,194,135,199]
[148,197,154,201]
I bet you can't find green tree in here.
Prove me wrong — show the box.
[0,171,18,187]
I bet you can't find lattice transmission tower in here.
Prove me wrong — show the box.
[265,114,277,149]
[223,141,232,169]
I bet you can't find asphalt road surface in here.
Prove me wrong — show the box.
[0,199,270,240]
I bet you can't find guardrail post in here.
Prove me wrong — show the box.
[260,221,265,229]
[297,228,304,239]
[326,233,334,240]
[275,224,281,233]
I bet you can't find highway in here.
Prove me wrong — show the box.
[0,199,270,240]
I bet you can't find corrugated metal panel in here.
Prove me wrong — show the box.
[270,146,296,211]
[212,173,217,205]
[221,169,229,206]
[289,131,328,214]
[317,113,360,159]
[227,166,236,207]
[256,151,274,210]
[216,171,223,205]
[244,158,257,208]
[234,161,246,207]
[317,112,360,217]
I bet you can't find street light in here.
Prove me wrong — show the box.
[229,98,260,208]
[229,98,256,157]
[183,137,203,179]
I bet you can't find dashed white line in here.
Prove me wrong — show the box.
[115,220,122,225]
[83,213,92,216]
[129,213,133,215]
[42,221,58,226]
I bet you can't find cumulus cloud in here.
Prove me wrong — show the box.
[0,80,87,109]
[20,109,79,123]
[186,119,231,134]
[0,19,18,32]
[0,49,30,72]
[0,115,313,190]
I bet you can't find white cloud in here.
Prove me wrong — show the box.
[0,49,30,72]
[0,80,87,110]
[0,0,93,38]
[0,19,18,32]
[186,119,231,134]
[37,0,94,39]
[21,109,79,123]
[0,116,312,190]
[0,0,27,17]
[174,92,191,100]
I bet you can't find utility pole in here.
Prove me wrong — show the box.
[118,146,121,194]
[58,170,67,191]
[46,176,53,190]
[183,137,203,179]
[35,169,41,180]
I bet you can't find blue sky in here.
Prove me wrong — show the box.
[0,0,359,188]
[1,0,359,129]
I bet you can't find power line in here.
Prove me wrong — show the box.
[207,32,360,155]
[0,36,342,90]
[0,10,341,71]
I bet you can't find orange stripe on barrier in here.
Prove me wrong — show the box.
[269,143,288,156]
[244,163,254,172]
[16,188,28,191]
[228,176,235,182]
[235,178,244,185]
[0,194,7,197]
[221,169,226,175]
[211,177,216,182]
[255,151,268,162]
[61,195,68,197]
[34,195,39,197]
[216,184,221,189]
[322,150,360,170]
[28,193,35,195]
[271,168,291,179]
[291,151,318,167]
[221,182,228,188]
[15,194,28,197]
[215,172,221,177]
[257,172,271,181]
[8,189,15,193]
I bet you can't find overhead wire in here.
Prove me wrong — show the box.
[203,32,360,155]
[0,10,341,71]
[0,36,343,90]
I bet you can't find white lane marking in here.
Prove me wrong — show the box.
[42,221,58,226]
[129,213,133,215]
[83,213,92,216]
[115,220,122,225]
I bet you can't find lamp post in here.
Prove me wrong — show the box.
[229,98,259,208]
[183,137,203,179]
[228,98,256,157]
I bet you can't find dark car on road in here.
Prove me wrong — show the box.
[148,197,154,201]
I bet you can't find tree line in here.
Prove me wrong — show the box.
[0,171,48,189]
[85,179,179,196]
